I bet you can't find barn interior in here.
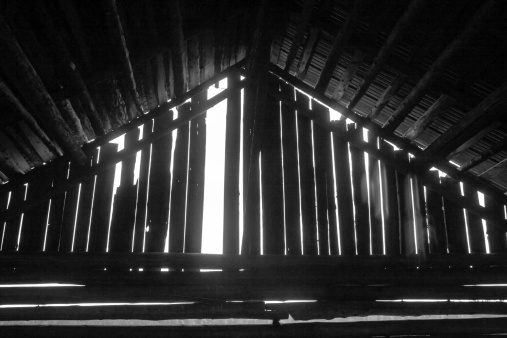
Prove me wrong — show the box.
[1,0,507,336]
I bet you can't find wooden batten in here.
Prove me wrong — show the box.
[296,91,318,255]
[87,143,118,252]
[368,73,406,120]
[280,83,302,255]
[349,124,369,255]
[260,78,284,255]
[132,120,153,253]
[379,140,400,255]
[146,111,173,252]
[312,101,331,255]
[184,92,207,254]
[425,171,447,254]
[0,18,87,165]
[223,75,241,255]
[441,176,468,254]
[314,0,363,93]
[332,120,355,256]
[348,0,426,109]
[463,182,486,253]
[168,107,190,254]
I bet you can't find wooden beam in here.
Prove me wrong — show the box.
[403,94,455,140]
[0,18,87,165]
[420,78,507,164]
[295,27,319,79]
[449,121,501,159]
[106,0,144,116]
[168,0,188,96]
[460,134,507,172]
[348,0,426,109]
[314,0,363,92]
[0,132,31,174]
[331,49,364,101]
[383,0,497,133]
[284,0,317,72]
[368,73,406,119]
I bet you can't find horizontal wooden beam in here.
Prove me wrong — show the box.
[2,318,507,337]
[460,134,507,172]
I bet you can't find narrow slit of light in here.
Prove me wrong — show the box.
[329,132,341,255]
[294,90,305,254]
[143,136,155,253]
[409,177,418,255]
[279,99,287,255]
[86,149,100,252]
[259,151,264,255]
[165,109,179,253]
[0,302,195,309]
[310,119,320,255]
[106,134,125,252]
[460,182,472,253]
[378,141,386,255]
[347,132,358,255]
[16,183,29,251]
[477,191,490,253]
[70,184,82,252]
[42,198,52,251]
[0,191,11,250]
[363,129,372,255]
[0,284,84,288]
[130,125,144,252]
[181,119,192,253]
[239,87,244,253]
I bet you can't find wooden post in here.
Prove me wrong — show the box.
[185,93,207,254]
[223,74,242,254]
[296,91,318,255]
[168,107,190,254]
[133,120,153,252]
[260,78,285,255]
[88,143,118,252]
[441,176,468,254]
[379,140,400,255]
[0,18,87,164]
[332,120,355,255]
[349,124,369,255]
[312,100,331,255]
[146,111,173,252]
[425,171,447,254]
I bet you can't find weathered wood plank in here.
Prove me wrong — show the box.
[223,75,242,255]
[87,143,118,252]
[368,74,406,119]
[296,27,319,79]
[1,184,27,251]
[167,0,188,96]
[395,152,414,255]
[380,141,400,255]
[484,194,507,253]
[133,120,153,252]
[260,79,285,255]
[0,132,30,174]
[463,183,486,253]
[4,125,43,168]
[185,92,207,253]
[411,174,429,255]
[296,92,318,255]
[44,161,69,252]
[368,136,383,255]
[332,49,364,101]
[58,162,81,252]
[332,120,355,256]
[425,171,447,254]
[154,53,169,105]
[312,101,330,255]
[441,176,468,254]
[349,125,369,255]
[146,112,173,252]
[325,149,339,256]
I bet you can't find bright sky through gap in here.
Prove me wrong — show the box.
[201,79,228,254]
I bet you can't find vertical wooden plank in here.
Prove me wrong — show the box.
[19,166,52,252]
[312,100,330,255]
[425,171,447,254]
[45,161,69,252]
[0,187,8,249]
[133,120,153,252]
[169,108,190,254]
[58,162,81,252]
[88,143,118,252]
[441,176,468,254]
[379,141,400,255]
[333,120,355,256]
[280,82,301,255]
[463,183,486,253]
[146,111,173,252]
[185,92,206,253]
[368,136,383,255]
[241,87,261,255]
[484,195,507,253]
[349,124,369,256]
[411,174,429,255]
[1,184,27,251]
[109,129,140,252]
[223,74,241,255]
[72,150,98,252]
[260,78,285,255]
[394,152,415,255]
[154,53,169,104]
[296,91,318,255]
